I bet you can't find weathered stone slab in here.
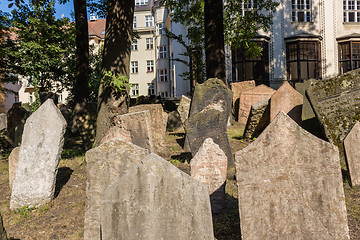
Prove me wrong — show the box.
[0,129,13,153]
[0,213,6,240]
[344,121,360,186]
[295,79,317,121]
[307,68,360,156]
[6,103,30,146]
[84,138,149,240]
[184,78,233,168]
[166,110,183,132]
[190,138,227,213]
[99,126,131,145]
[177,95,191,124]
[129,104,165,153]
[238,84,275,125]
[270,81,303,125]
[10,99,67,210]
[8,146,20,191]
[230,81,255,120]
[0,114,6,131]
[243,99,270,139]
[100,153,214,240]
[115,110,154,152]
[235,111,349,240]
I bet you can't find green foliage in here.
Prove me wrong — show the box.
[17,205,35,217]
[102,70,132,93]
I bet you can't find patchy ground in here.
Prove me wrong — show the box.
[0,121,360,239]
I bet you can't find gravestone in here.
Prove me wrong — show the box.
[0,114,6,131]
[238,84,275,125]
[295,79,317,121]
[10,99,67,210]
[230,81,255,120]
[129,104,166,153]
[190,138,227,213]
[84,138,149,240]
[243,99,270,139]
[177,95,191,124]
[166,111,183,132]
[270,81,303,125]
[0,213,6,240]
[184,78,233,169]
[8,147,20,191]
[115,110,154,152]
[100,153,214,240]
[0,129,13,153]
[6,103,30,146]
[307,68,360,156]
[235,111,349,239]
[344,121,360,186]
[99,126,131,145]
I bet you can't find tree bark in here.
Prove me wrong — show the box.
[204,0,226,84]
[95,0,134,145]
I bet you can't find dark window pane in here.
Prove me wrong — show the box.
[349,12,355,21]
[298,11,305,21]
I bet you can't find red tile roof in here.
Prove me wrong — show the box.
[88,18,106,39]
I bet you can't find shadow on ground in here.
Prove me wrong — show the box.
[54,167,74,198]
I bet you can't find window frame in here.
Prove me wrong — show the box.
[344,0,360,22]
[145,15,153,27]
[133,17,137,28]
[146,38,154,49]
[158,46,167,58]
[131,83,139,96]
[158,69,168,82]
[157,23,165,35]
[291,0,312,23]
[131,39,138,51]
[131,61,138,74]
[338,40,360,74]
[148,83,155,96]
[147,60,154,72]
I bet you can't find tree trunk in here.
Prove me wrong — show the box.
[204,0,226,84]
[95,0,134,145]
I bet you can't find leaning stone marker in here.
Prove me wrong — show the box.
[307,68,360,155]
[243,99,270,138]
[230,80,255,120]
[238,84,275,125]
[177,95,191,124]
[344,121,360,186]
[99,126,131,145]
[8,146,20,191]
[100,153,214,240]
[190,138,227,213]
[0,213,6,240]
[235,111,349,240]
[6,103,29,145]
[10,99,67,210]
[84,138,149,240]
[270,81,303,125]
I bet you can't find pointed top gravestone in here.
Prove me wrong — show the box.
[270,81,303,124]
[235,111,349,240]
[10,99,67,210]
[100,153,214,240]
[344,121,360,186]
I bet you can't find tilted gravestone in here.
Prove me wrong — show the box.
[8,146,20,191]
[243,99,270,139]
[177,95,191,124]
[114,110,154,152]
[10,99,67,210]
[230,80,255,120]
[6,103,30,146]
[307,68,360,156]
[100,153,214,240]
[344,121,360,186]
[190,138,227,213]
[99,126,131,145]
[84,138,149,240]
[166,110,183,132]
[0,213,6,240]
[0,114,6,131]
[238,84,275,125]
[235,111,349,239]
[184,78,234,168]
[270,81,303,125]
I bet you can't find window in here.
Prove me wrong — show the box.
[131,61,138,74]
[133,17,136,28]
[339,41,360,74]
[135,0,149,5]
[241,0,256,16]
[131,39,138,51]
[158,69,168,81]
[147,60,154,72]
[286,41,321,83]
[232,41,269,84]
[29,93,33,104]
[291,0,312,22]
[57,94,63,103]
[146,38,153,49]
[158,46,167,58]
[131,84,139,96]
[160,91,168,98]
[145,16,153,27]
[344,0,360,22]
[157,23,165,35]
[148,83,155,96]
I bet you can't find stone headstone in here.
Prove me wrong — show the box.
[235,111,349,240]
[100,153,214,240]
[243,99,270,139]
[270,81,303,125]
[307,68,360,156]
[115,110,154,152]
[238,84,275,125]
[10,99,67,210]
[6,103,30,145]
[166,110,183,132]
[295,79,317,121]
[0,213,6,240]
[177,95,191,124]
[190,138,227,213]
[129,104,166,153]
[0,129,13,153]
[0,114,6,131]
[99,126,131,145]
[8,146,20,191]
[184,78,234,168]
[344,121,360,186]
[84,138,149,240]
[230,81,255,120]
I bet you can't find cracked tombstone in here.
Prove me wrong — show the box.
[190,138,227,213]
[84,138,149,240]
[235,111,349,240]
[344,121,360,186]
[10,99,67,210]
[100,153,214,240]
